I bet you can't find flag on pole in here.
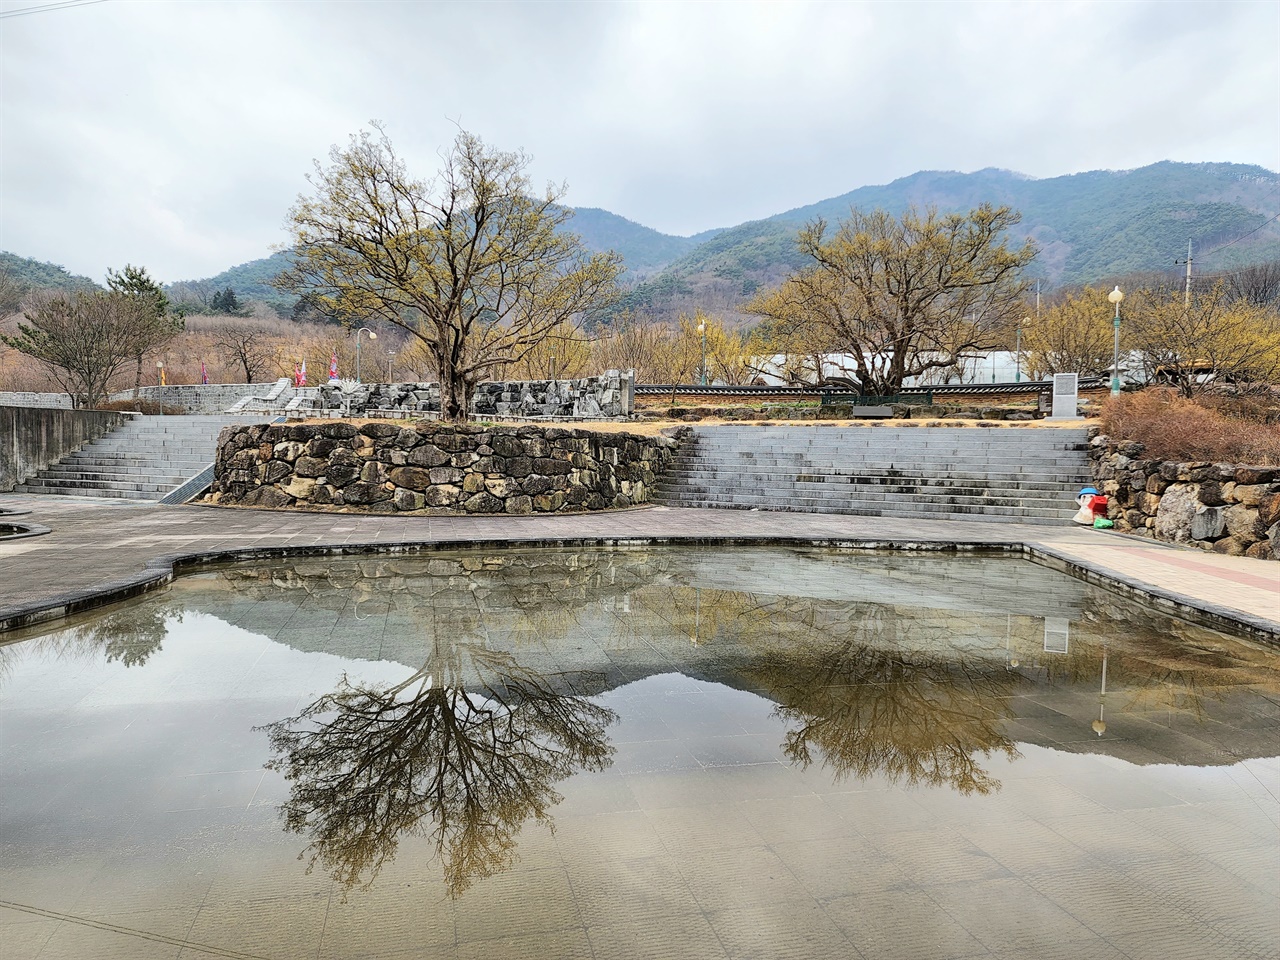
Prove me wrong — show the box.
[293,363,301,387]
[160,367,167,386]
[329,350,339,381]
[200,361,209,385]
[299,359,308,386]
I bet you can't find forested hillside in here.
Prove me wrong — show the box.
[0,252,98,311]
[6,161,1276,322]
[613,161,1280,321]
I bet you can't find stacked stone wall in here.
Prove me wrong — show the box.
[313,370,633,419]
[207,421,684,515]
[1090,436,1279,560]
[0,392,74,410]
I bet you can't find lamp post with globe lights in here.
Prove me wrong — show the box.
[697,319,707,386]
[1108,286,1124,396]
[356,327,377,383]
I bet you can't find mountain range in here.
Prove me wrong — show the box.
[5,160,1278,321]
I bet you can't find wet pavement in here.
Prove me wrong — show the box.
[1,546,1277,959]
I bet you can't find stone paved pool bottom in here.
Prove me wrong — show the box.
[1,546,1277,960]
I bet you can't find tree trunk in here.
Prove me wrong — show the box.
[133,353,143,399]
[439,361,470,422]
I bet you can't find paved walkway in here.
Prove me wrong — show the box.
[2,493,1277,644]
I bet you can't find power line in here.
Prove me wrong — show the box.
[0,0,107,20]
[1197,210,1280,259]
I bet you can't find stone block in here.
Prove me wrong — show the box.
[1235,466,1278,484]
[1136,491,1162,515]
[1197,481,1225,506]
[485,477,520,498]
[1144,475,1169,495]
[1244,541,1275,561]
[388,466,433,491]
[533,491,565,512]
[1189,506,1226,541]
[1211,536,1248,556]
[359,461,387,483]
[505,495,533,515]
[273,441,305,463]
[407,444,451,468]
[1259,493,1280,529]
[1232,483,1269,507]
[462,492,504,513]
[428,466,464,485]
[1153,484,1200,542]
[393,488,425,511]
[294,456,328,478]
[424,484,461,507]
[1223,504,1264,544]
[242,486,293,508]
[256,460,291,484]
[282,477,317,500]
[462,473,486,494]
[342,481,391,505]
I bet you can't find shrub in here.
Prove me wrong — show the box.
[1100,388,1280,464]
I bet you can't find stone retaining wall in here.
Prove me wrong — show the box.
[1090,436,1279,559]
[0,391,73,410]
[207,421,683,514]
[313,370,634,419]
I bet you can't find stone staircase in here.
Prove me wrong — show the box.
[653,425,1093,524]
[15,415,254,501]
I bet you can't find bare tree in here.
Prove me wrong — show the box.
[1127,281,1280,396]
[208,318,281,383]
[167,279,215,314]
[748,205,1035,394]
[1,290,154,407]
[279,124,622,420]
[1225,260,1280,307]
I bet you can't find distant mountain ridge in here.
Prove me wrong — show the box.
[5,161,1277,320]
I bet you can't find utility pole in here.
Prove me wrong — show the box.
[1176,240,1193,308]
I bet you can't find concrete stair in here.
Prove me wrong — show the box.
[15,415,255,501]
[653,426,1093,524]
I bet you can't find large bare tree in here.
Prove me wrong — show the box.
[278,124,622,420]
[208,318,280,383]
[748,205,1035,395]
[1,290,154,407]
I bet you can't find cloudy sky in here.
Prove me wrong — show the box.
[2,0,1277,283]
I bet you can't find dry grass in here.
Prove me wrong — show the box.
[1100,388,1280,464]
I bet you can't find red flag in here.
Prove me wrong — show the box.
[200,361,209,385]
[293,363,301,387]
[299,359,308,386]
[329,350,339,381]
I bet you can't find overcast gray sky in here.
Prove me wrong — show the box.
[2,0,1277,283]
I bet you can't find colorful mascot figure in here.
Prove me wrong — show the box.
[1072,486,1113,527]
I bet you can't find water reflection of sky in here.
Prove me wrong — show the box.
[2,547,1277,960]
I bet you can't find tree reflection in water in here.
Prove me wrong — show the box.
[260,642,617,897]
[678,594,1025,796]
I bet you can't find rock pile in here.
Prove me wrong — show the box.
[1090,436,1280,559]
[208,420,683,515]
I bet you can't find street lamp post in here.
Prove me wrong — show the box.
[1107,286,1124,396]
[355,327,377,383]
[1016,317,1028,383]
[697,320,707,386]
[155,361,165,416]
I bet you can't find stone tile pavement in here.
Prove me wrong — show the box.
[1,494,1276,643]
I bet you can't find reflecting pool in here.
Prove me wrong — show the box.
[1,547,1277,960]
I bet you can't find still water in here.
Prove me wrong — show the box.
[1,547,1277,960]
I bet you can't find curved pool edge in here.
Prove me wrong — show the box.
[0,521,52,542]
[2,534,1277,648]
